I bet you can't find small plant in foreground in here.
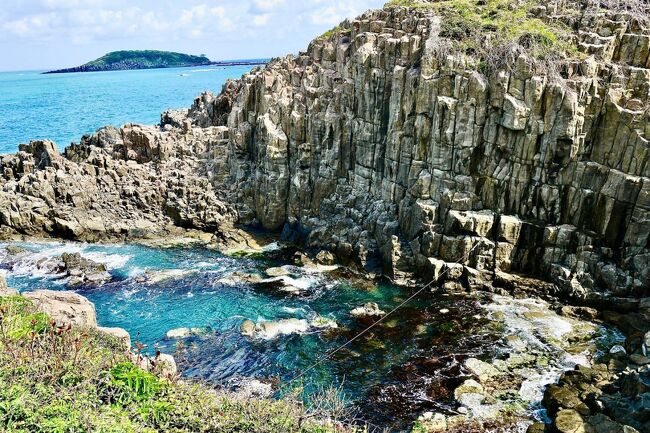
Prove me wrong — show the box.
[0,295,363,432]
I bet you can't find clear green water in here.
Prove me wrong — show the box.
[0,241,497,429]
[0,65,257,154]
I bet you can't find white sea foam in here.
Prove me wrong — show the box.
[83,251,131,270]
[481,294,599,413]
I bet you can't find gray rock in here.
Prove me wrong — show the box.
[0,275,18,296]
[24,289,97,327]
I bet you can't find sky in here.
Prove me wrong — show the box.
[0,0,386,71]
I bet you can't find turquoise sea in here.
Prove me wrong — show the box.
[0,64,619,430]
[0,64,257,154]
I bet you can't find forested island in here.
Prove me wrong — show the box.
[44,50,267,73]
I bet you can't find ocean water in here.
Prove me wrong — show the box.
[0,65,256,154]
[0,241,498,428]
[0,241,621,430]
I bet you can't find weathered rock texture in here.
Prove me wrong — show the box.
[0,1,648,431]
[0,124,255,249]
[0,2,647,299]
[213,2,650,302]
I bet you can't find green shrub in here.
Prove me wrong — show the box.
[0,295,361,432]
[107,362,163,405]
[385,0,587,76]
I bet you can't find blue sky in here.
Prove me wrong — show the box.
[0,0,386,71]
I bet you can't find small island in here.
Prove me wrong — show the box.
[45,50,267,74]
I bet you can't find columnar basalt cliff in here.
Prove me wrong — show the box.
[1,1,648,300]
[213,2,649,304]
[1,1,650,431]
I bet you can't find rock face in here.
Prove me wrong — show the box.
[0,124,239,243]
[0,4,648,428]
[24,289,97,327]
[216,3,650,301]
[1,2,646,302]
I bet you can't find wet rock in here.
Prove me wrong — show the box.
[544,384,591,416]
[559,306,599,321]
[555,409,586,433]
[417,412,447,432]
[165,327,206,339]
[315,250,335,265]
[240,320,255,337]
[629,354,650,366]
[242,318,310,340]
[310,316,338,329]
[142,269,198,285]
[453,379,484,400]
[60,252,111,286]
[527,422,546,433]
[350,302,386,318]
[24,289,97,327]
[464,358,501,383]
[265,266,291,277]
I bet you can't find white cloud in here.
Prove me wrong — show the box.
[253,14,269,26]
[253,0,285,11]
[0,0,386,70]
[310,1,374,25]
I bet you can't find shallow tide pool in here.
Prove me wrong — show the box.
[0,241,623,431]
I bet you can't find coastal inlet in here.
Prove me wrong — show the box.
[0,241,623,432]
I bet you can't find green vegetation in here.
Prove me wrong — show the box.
[46,50,213,73]
[86,50,211,69]
[318,24,347,41]
[385,0,582,75]
[0,296,358,433]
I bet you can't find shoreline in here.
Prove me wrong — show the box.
[43,59,269,74]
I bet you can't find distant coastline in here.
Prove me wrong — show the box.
[44,50,269,74]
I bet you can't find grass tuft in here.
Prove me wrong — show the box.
[0,296,363,433]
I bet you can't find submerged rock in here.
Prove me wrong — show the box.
[165,327,206,339]
[350,302,386,318]
[253,318,310,340]
[464,358,502,383]
[141,269,198,285]
[241,316,337,340]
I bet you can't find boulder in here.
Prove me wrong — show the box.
[24,290,97,327]
[165,327,206,339]
[350,302,386,318]
[98,326,131,348]
[555,409,586,433]
[315,250,335,265]
[464,358,501,383]
[0,275,18,296]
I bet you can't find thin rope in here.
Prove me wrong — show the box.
[287,239,485,386]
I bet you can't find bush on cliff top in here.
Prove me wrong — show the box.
[387,0,579,74]
[0,296,357,433]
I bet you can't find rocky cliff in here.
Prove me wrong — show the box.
[2,0,648,301]
[196,0,649,304]
[1,1,650,431]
